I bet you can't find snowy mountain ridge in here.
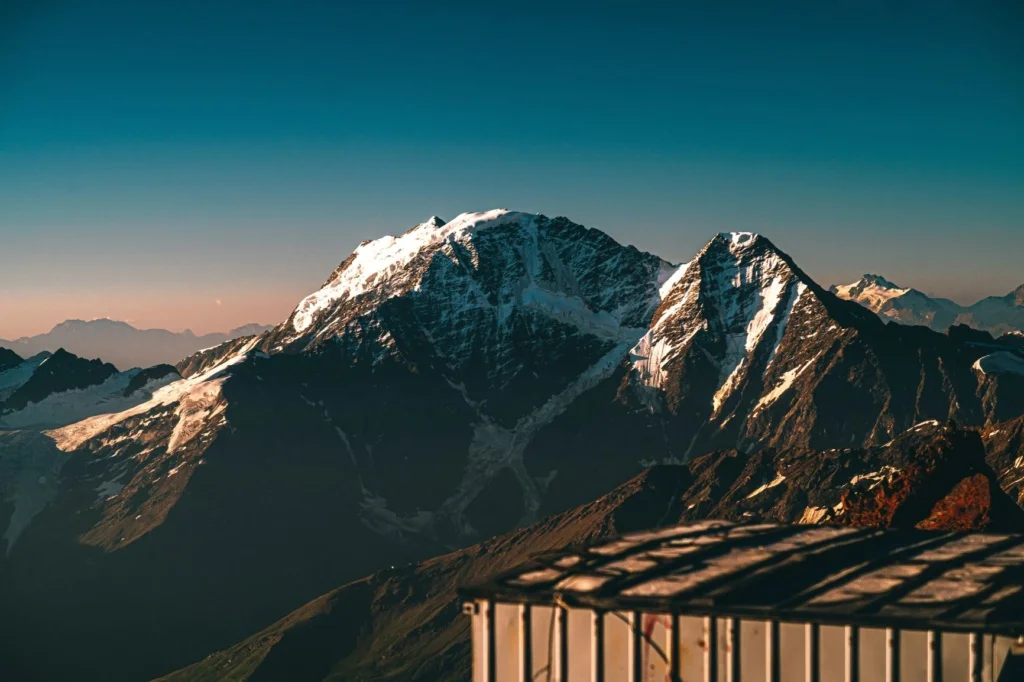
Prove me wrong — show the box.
[47,337,259,452]
[833,273,1024,335]
[629,231,821,433]
[831,273,910,309]
[18,214,1024,548]
[0,349,178,430]
[278,209,676,353]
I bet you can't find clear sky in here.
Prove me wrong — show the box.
[1,0,1022,338]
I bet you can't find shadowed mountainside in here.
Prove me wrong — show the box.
[161,421,1024,682]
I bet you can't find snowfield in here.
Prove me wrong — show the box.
[47,337,259,452]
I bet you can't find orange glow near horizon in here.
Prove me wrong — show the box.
[0,286,306,340]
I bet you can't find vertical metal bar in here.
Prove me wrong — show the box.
[805,623,820,682]
[628,612,643,682]
[555,605,569,682]
[969,633,982,682]
[766,620,780,682]
[591,610,605,682]
[519,604,532,682]
[668,614,681,682]
[705,616,719,682]
[926,631,942,682]
[885,628,900,682]
[727,617,741,682]
[845,625,859,682]
[484,600,497,682]
[552,606,569,679]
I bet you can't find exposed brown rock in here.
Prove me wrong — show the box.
[840,426,1024,532]
[918,474,993,531]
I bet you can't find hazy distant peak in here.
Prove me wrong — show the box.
[0,319,273,371]
[860,273,901,289]
[1012,283,1024,306]
[831,274,911,311]
[52,318,134,332]
[228,323,275,337]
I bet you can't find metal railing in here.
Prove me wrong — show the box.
[476,601,990,682]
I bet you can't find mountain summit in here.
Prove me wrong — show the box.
[268,209,673,356]
[631,231,817,418]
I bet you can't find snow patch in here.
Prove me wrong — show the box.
[0,371,177,430]
[752,355,818,415]
[521,286,629,341]
[46,337,259,452]
[95,476,126,500]
[436,336,643,536]
[745,472,786,499]
[972,352,1024,377]
[849,465,900,489]
[765,283,806,369]
[712,274,789,415]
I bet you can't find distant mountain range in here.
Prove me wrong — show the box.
[1,210,1023,681]
[832,274,1024,336]
[0,319,274,370]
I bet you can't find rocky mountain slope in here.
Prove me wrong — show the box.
[0,348,22,373]
[833,275,1024,336]
[531,233,1024,515]
[0,319,274,370]
[2,210,1024,681]
[0,211,674,681]
[0,348,181,589]
[161,421,1024,682]
[984,414,1024,507]
[0,348,179,429]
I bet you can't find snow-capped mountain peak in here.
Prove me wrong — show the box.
[1012,284,1024,306]
[859,273,900,289]
[831,274,910,310]
[721,230,760,250]
[630,232,816,419]
[280,210,671,354]
[830,274,1024,335]
[289,209,532,334]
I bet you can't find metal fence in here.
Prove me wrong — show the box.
[467,601,1019,682]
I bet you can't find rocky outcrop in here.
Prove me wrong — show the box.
[0,348,21,373]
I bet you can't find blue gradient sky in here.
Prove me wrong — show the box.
[2,0,1022,338]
